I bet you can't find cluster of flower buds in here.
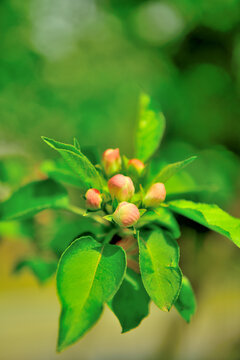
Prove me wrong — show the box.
[85,147,167,227]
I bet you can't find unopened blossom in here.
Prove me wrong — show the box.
[128,158,145,175]
[102,148,121,176]
[143,182,166,207]
[85,188,102,210]
[108,174,135,201]
[116,236,140,273]
[113,202,140,227]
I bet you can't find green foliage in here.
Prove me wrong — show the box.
[135,93,165,162]
[151,156,197,184]
[1,93,239,351]
[168,200,240,248]
[13,257,57,284]
[137,207,181,239]
[50,218,104,256]
[108,268,150,333]
[0,179,69,221]
[42,137,103,191]
[138,230,182,311]
[57,236,126,351]
[174,276,196,323]
[41,159,86,189]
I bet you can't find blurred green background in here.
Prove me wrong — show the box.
[0,0,240,359]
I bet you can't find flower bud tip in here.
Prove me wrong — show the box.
[128,158,145,174]
[143,182,166,207]
[102,148,121,176]
[85,188,102,210]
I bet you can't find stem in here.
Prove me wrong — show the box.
[102,228,118,244]
[66,205,110,227]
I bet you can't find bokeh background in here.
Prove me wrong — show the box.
[0,0,240,359]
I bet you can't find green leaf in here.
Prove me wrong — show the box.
[103,214,113,222]
[108,268,150,333]
[138,230,182,311]
[13,257,57,283]
[57,236,126,351]
[41,160,86,189]
[139,208,147,217]
[50,218,104,256]
[42,137,103,191]
[151,156,197,184]
[164,171,202,200]
[0,179,69,221]
[174,276,196,323]
[73,138,81,151]
[168,200,240,248]
[137,207,181,239]
[135,93,165,162]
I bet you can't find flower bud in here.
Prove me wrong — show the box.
[85,188,102,210]
[143,183,166,207]
[102,148,121,176]
[108,174,135,201]
[116,236,140,273]
[113,202,140,227]
[116,236,138,253]
[128,158,145,175]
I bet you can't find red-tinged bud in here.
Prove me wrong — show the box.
[113,202,140,227]
[108,174,135,201]
[116,236,140,273]
[102,148,121,176]
[143,182,166,207]
[128,158,145,175]
[85,188,102,210]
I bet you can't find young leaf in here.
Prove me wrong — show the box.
[50,218,104,256]
[168,200,240,248]
[174,276,196,323]
[151,156,197,184]
[137,207,180,239]
[108,268,150,333]
[41,160,87,189]
[57,236,126,351]
[164,170,204,201]
[13,257,57,284]
[138,230,182,311]
[103,214,113,222]
[42,137,103,191]
[135,93,165,162]
[0,179,69,221]
[73,138,81,151]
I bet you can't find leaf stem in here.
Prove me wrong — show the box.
[65,205,110,226]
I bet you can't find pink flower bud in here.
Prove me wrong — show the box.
[108,174,135,201]
[128,158,145,174]
[116,236,138,254]
[102,148,121,176]
[143,183,166,207]
[85,188,102,210]
[116,236,140,273]
[113,202,140,227]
